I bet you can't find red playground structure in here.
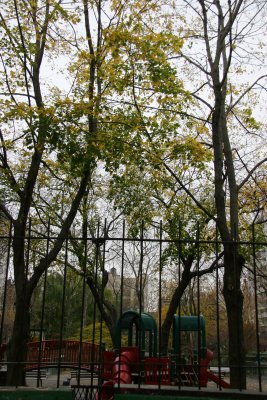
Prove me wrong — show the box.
[98,311,230,400]
[0,311,230,396]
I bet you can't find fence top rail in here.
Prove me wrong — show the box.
[0,234,266,247]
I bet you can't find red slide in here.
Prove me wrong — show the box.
[99,347,139,400]
[206,370,230,388]
[199,349,230,388]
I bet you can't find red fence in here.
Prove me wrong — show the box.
[1,340,101,370]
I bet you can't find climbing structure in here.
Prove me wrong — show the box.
[98,311,230,400]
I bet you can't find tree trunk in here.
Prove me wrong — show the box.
[160,257,194,354]
[222,244,246,389]
[86,275,117,347]
[6,294,31,386]
[161,282,187,354]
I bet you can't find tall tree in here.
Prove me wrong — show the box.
[0,0,181,385]
[104,0,267,388]
[175,0,267,388]
[0,0,100,385]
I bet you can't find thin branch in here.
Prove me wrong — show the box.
[237,156,267,191]
[189,251,224,279]
[0,54,18,106]
[13,0,32,105]
[179,50,211,76]
[162,160,216,222]
[0,129,23,198]
[0,202,14,223]
[227,75,267,114]
[0,92,36,100]
[40,159,66,183]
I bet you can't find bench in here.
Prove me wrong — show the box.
[26,369,48,386]
[210,367,230,377]
[71,369,98,382]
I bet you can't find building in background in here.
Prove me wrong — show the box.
[107,267,148,312]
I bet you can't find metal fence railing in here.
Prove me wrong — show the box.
[0,219,266,396]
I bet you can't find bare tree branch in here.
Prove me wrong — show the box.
[227,75,267,114]
[238,156,267,191]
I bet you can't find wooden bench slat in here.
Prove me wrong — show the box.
[26,369,48,386]
[71,370,98,380]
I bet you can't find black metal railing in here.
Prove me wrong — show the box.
[0,219,266,396]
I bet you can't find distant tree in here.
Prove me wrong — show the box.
[30,271,94,339]
[79,322,113,350]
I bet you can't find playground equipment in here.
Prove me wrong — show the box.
[98,311,230,400]
[99,311,159,399]
[0,313,230,396]
[115,310,158,357]
[172,315,229,388]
